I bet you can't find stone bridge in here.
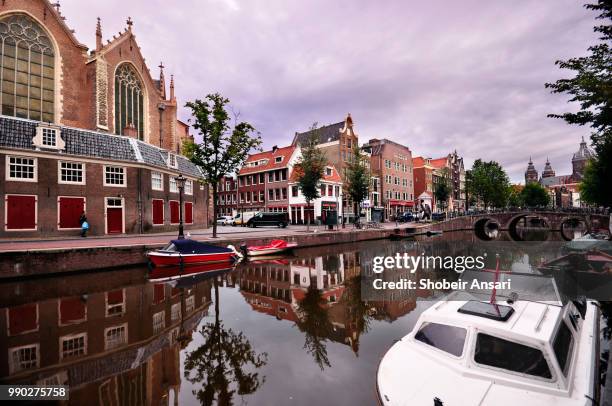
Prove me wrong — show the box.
[430,211,610,240]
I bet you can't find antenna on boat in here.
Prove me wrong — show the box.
[489,254,500,304]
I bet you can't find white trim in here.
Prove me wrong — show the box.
[57,161,86,185]
[59,332,87,360]
[33,125,64,150]
[103,165,127,188]
[8,343,39,375]
[104,197,125,234]
[5,155,38,182]
[57,196,86,230]
[5,304,39,336]
[169,200,180,225]
[151,171,164,191]
[4,194,38,231]
[57,297,87,326]
[105,288,125,317]
[104,323,128,351]
[152,198,165,226]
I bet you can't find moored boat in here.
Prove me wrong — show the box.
[147,239,242,267]
[243,239,297,256]
[377,292,600,405]
[148,261,235,283]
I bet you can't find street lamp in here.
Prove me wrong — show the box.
[175,174,187,239]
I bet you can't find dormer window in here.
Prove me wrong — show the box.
[325,167,333,176]
[275,156,283,163]
[167,153,178,169]
[33,124,64,150]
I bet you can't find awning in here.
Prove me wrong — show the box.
[388,200,414,207]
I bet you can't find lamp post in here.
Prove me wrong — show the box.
[175,174,187,239]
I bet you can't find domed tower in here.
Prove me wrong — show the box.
[571,137,593,181]
[541,158,555,178]
[525,157,539,184]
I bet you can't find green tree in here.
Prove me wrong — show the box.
[183,94,262,238]
[466,160,511,209]
[580,138,612,206]
[344,145,371,224]
[507,185,524,208]
[184,279,268,405]
[546,1,611,207]
[296,285,334,370]
[295,124,328,231]
[520,182,551,208]
[434,169,452,211]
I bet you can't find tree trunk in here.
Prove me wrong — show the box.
[212,184,218,238]
[306,201,311,232]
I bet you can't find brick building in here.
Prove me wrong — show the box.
[413,156,435,210]
[1,267,213,402]
[419,151,465,211]
[292,114,358,221]
[217,175,237,217]
[0,116,207,237]
[288,164,343,225]
[365,138,414,220]
[237,145,300,215]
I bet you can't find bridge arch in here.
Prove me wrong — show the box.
[474,218,500,241]
[506,214,551,241]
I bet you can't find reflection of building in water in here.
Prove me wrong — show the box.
[0,274,212,405]
[239,252,367,353]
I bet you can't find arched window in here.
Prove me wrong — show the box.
[114,63,144,140]
[0,14,55,122]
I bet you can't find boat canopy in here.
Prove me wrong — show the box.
[163,239,233,254]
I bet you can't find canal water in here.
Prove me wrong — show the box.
[0,231,610,405]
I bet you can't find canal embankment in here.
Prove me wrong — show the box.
[0,226,413,279]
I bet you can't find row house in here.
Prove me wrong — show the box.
[217,175,237,216]
[237,145,300,214]
[426,151,466,211]
[0,116,208,237]
[292,114,358,222]
[365,138,414,220]
[288,164,343,225]
[413,156,435,210]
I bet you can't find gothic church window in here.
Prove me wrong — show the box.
[114,63,144,140]
[0,14,55,122]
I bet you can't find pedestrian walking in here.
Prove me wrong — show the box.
[79,211,89,237]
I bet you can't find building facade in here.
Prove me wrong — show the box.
[288,164,343,225]
[216,175,237,217]
[413,156,435,210]
[237,145,299,215]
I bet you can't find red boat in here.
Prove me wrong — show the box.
[148,261,235,283]
[244,239,298,257]
[147,239,242,267]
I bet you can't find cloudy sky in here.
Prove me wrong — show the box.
[61,0,598,183]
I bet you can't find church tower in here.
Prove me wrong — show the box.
[524,157,539,184]
[541,158,555,178]
[571,137,593,181]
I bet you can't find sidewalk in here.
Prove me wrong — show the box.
[0,223,407,253]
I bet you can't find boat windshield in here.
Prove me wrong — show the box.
[162,243,177,252]
[414,322,466,357]
[553,321,574,376]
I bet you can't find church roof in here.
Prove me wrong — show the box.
[0,115,202,178]
[539,175,572,187]
[541,158,555,178]
[572,137,593,161]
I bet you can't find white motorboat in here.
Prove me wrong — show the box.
[376,292,600,406]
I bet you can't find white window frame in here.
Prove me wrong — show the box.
[4,194,38,231]
[104,197,125,234]
[57,196,86,230]
[151,171,164,191]
[185,179,193,195]
[103,166,127,187]
[6,305,39,336]
[153,310,166,333]
[58,161,86,185]
[167,153,178,169]
[8,344,39,375]
[169,176,178,193]
[6,156,37,182]
[186,295,196,313]
[33,124,64,150]
[171,302,181,322]
[104,323,128,351]
[105,289,125,317]
[59,332,87,360]
[57,298,87,326]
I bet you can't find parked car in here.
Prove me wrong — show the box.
[397,212,414,223]
[216,216,233,226]
[431,212,446,221]
[232,211,257,226]
[246,212,289,228]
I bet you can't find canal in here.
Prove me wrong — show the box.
[0,231,610,405]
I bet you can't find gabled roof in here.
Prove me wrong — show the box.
[0,115,202,178]
[429,157,448,169]
[239,145,297,175]
[293,122,344,146]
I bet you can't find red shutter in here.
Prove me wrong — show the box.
[170,201,179,224]
[185,202,193,224]
[153,284,165,304]
[59,297,86,324]
[59,197,85,229]
[152,199,164,225]
[8,304,38,335]
[107,290,123,305]
[6,195,36,230]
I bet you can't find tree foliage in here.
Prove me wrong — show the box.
[580,137,612,206]
[434,168,452,209]
[507,185,524,208]
[295,124,328,230]
[344,145,371,220]
[183,93,262,237]
[520,182,551,208]
[296,286,334,370]
[466,159,511,209]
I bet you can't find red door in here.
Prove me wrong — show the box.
[6,195,36,230]
[107,207,123,234]
[169,201,179,224]
[152,199,164,225]
[59,197,85,229]
[185,202,193,224]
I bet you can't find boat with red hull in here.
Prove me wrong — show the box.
[243,239,298,257]
[147,239,242,267]
[148,261,235,282]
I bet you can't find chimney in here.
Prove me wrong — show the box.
[272,145,278,152]
[95,17,102,51]
[123,123,138,139]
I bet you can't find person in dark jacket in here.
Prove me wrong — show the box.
[79,211,89,237]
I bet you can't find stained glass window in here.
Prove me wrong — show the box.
[0,14,55,122]
[114,63,144,140]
